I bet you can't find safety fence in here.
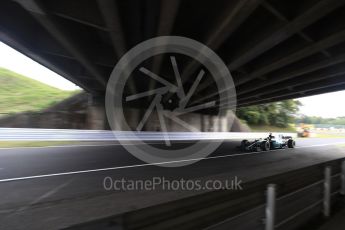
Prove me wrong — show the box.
[0,128,297,141]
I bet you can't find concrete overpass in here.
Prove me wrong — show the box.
[1,0,345,110]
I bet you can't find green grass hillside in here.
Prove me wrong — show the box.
[0,68,80,114]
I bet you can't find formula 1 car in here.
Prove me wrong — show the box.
[240,133,295,152]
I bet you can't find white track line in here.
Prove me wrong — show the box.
[0,151,273,183]
[1,142,344,183]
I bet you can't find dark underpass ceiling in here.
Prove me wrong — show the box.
[1,0,345,109]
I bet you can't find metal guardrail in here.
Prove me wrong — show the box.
[206,160,345,230]
[265,165,344,230]
[0,128,297,141]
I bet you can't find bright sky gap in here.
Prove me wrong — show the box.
[0,42,80,91]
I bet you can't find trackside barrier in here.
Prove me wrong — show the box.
[265,184,276,230]
[0,128,297,141]
[323,166,331,217]
[264,162,345,229]
[341,160,345,195]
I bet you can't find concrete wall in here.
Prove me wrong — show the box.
[0,93,250,132]
[0,111,86,129]
[110,108,250,132]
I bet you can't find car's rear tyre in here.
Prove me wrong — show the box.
[241,140,249,151]
[261,141,270,151]
[287,139,295,148]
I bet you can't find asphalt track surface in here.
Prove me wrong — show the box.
[0,138,345,229]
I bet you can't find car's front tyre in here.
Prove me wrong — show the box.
[287,139,295,148]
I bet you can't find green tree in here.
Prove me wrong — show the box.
[236,99,301,127]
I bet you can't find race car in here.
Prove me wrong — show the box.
[240,133,295,152]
